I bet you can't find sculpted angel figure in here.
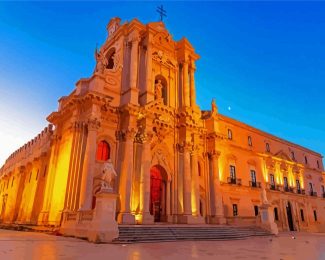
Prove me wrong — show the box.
[94,48,107,74]
[211,98,218,116]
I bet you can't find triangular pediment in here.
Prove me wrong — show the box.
[274,150,292,161]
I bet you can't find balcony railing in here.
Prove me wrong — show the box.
[284,186,294,193]
[268,183,281,191]
[249,181,261,188]
[309,191,317,197]
[227,177,242,185]
[296,189,305,195]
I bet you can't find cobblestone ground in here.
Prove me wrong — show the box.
[0,229,325,260]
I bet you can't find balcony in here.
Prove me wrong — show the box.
[267,183,281,191]
[296,189,305,195]
[284,186,294,193]
[227,177,242,185]
[249,181,261,188]
[309,191,317,197]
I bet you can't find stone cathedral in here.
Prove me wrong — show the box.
[1,18,325,240]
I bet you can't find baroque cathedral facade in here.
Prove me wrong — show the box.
[1,18,324,233]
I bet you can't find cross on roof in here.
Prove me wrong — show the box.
[156,5,167,21]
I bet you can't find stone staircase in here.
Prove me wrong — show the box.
[113,225,272,243]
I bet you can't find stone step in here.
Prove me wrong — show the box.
[113,225,272,243]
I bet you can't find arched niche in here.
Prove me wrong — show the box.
[154,75,168,105]
[105,47,116,69]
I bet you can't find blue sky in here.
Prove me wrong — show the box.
[0,2,324,165]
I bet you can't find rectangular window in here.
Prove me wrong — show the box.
[322,185,325,194]
[11,177,14,187]
[230,165,236,180]
[254,205,259,216]
[36,169,39,181]
[284,177,288,188]
[309,182,313,192]
[274,207,279,221]
[29,172,32,183]
[270,174,275,185]
[296,180,301,191]
[233,204,238,216]
[248,136,252,146]
[250,170,256,183]
[314,210,317,221]
[300,209,305,222]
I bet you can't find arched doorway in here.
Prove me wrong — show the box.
[150,165,167,222]
[286,201,294,231]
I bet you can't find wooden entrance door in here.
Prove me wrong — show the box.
[150,166,166,222]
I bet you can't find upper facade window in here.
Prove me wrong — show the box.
[248,136,252,146]
[227,129,233,140]
[96,140,110,161]
[291,151,295,160]
[305,156,308,164]
[266,142,270,152]
[317,160,320,169]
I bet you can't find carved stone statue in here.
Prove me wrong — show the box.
[155,80,163,100]
[94,48,107,74]
[211,98,218,116]
[99,159,117,192]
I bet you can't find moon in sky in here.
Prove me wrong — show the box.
[228,106,231,111]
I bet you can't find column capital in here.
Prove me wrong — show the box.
[135,131,154,144]
[87,118,101,131]
[116,128,137,142]
[208,150,221,159]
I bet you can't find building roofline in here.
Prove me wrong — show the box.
[218,114,323,158]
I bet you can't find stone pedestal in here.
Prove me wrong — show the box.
[178,214,205,224]
[259,203,279,235]
[117,213,136,225]
[139,212,154,224]
[88,192,119,243]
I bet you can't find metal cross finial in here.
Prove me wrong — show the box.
[156,5,167,21]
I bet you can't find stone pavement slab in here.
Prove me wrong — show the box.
[0,229,325,260]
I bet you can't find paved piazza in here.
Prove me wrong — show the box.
[0,230,324,260]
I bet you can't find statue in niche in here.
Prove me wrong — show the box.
[211,98,218,116]
[99,159,117,192]
[155,80,163,100]
[94,48,107,74]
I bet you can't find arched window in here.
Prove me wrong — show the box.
[227,129,232,140]
[266,142,270,152]
[248,136,252,146]
[96,140,110,161]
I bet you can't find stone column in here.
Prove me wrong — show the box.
[130,33,139,89]
[139,132,154,224]
[166,181,171,216]
[183,143,192,215]
[79,118,100,211]
[145,34,154,103]
[211,151,226,224]
[191,147,200,216]
[189,60,196,107]
[183,61,190,107]
[117,129,136,224]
